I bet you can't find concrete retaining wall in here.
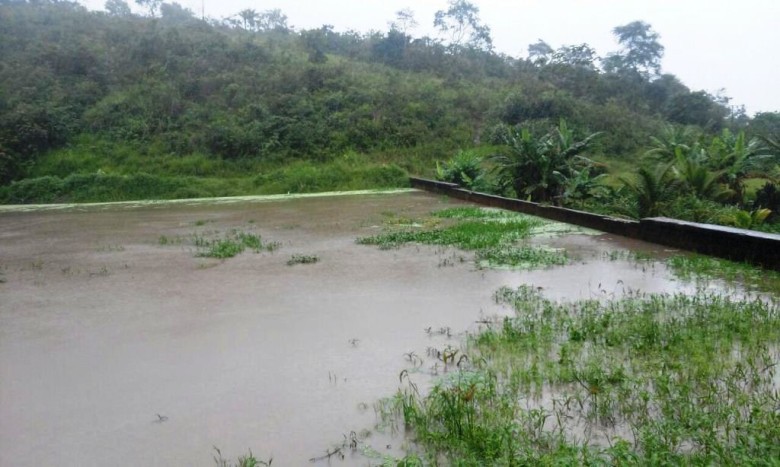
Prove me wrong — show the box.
[410,177,780,270]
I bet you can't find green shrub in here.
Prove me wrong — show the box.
[435,150,491,192]
[3,176,64,203]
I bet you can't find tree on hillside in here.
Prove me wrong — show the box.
[666,91,727,130]
[105,0,131,17]
[604,20,664,79]
[528,39,554,65]
[550,44,598,69]
[434,0,492,51]
[135,0,161,17]
[257,9,289,32]
[237,9,258,31]
[372,29,409,66]
[749,112,780,142]
[160,2,195,23]
[390,8,417,34]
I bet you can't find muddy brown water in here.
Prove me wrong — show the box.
[1,190,701,466]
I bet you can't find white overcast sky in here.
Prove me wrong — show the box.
[81,0,780,115]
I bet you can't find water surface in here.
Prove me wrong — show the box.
[0,190,695,465]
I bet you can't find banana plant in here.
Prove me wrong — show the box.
[706,129,775,205]
[644,124,696,161]
[490,120,601,204]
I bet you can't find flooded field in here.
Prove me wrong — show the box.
[0,190,753,466]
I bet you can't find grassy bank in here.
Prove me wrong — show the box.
[0,158,409,204]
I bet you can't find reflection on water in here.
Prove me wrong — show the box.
[0,190,752,466]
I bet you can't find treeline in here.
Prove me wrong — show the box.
[0,0,776,199]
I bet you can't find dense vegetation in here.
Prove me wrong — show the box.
[1,0,778,229]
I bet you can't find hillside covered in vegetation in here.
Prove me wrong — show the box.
[1,0,778,229]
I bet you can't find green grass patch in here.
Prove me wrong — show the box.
[358,218,540,251]
[382,287,780,464]
[476,245,568,268]
[358,207,574,269]
[253,158,408,195]
[432,206,519,220]
[187,230,277,259]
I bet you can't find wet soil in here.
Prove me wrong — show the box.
[0,191,690,466]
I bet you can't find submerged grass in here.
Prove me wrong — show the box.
[382,287,780,465]
[476,246,568,268]
[287,254,320,266]
[432,206,519,220]
[167,229,280,259]
[668,253,780,286]
[358,219,539,251]
[358,207,570,270]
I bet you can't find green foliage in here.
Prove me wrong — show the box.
[0,0,738,198]
[0,172,226,203]
[433,0,493,51]
[662,194,740,224]
[666,91,728,130]
[490,120,602,203]
[0,153,408,203]
[610,125,779,227]
[435,150,489,191]
[604,21,664,79]
[672,148,731,201]
[705,129,776,204]
[723,208,772,229]
[620,164,678,217]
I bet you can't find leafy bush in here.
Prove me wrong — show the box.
[2,173,238,203]
[435,150,490,191]
[2,175,65,203]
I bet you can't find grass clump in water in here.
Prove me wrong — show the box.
[287,254,320,266]
[668,254,780,290]
[476,245,567,268]
[432,206,518,220]
[194,230,275,259]
[358,219,538,251]
[381,287,780,465]
[359,206,570,269]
